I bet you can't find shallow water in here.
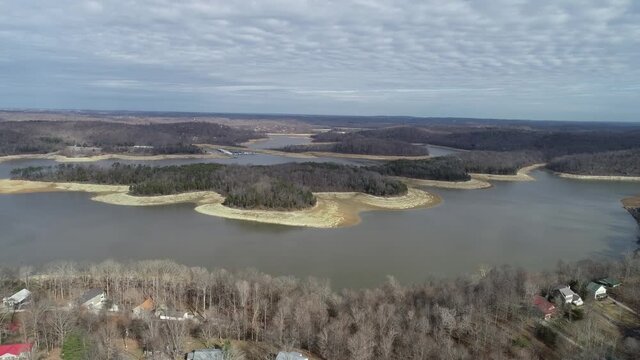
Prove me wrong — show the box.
[0,138,638,288]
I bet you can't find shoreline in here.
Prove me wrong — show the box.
[0,179,438,228]
[0,152,231,163]
[395,176,492,190]
[471,163,546,182]
[554,172,640,182]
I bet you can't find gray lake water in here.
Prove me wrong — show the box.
[0,138,638,288]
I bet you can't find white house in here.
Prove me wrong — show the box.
[78,288,106,312]
[556,286,583,306]
[2,289,31,310]
[276,352,308,360]
[586,282,607,300]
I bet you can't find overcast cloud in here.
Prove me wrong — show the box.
[0,0,639,121]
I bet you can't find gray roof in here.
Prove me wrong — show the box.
[185,349,224,360]
[78,288,104,305]
[6,289,31,303]
[557,286,576,298]
[276,352,308,360]
[587,282,606,292]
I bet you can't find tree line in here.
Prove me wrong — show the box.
[281,136,429,157]
[11,162,407,210]
[546,149,640,176]
[0,121,264,156]
[1,256,639,360]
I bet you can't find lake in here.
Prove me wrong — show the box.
[0,137,637,288]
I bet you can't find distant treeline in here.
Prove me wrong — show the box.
[11,163,407,210]
[547,149,640,176]
[455,151,544,175]
[0,121,264,156]
[281,135,429,156]
[314,126,640,159]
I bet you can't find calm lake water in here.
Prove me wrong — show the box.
[0,137,638,288]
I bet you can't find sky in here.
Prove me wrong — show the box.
[0,0,639,121]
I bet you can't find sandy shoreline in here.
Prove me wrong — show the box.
[196,188,439,228]
[471,163,546,182]
[554,172,640,182]
[394,176,492,190]
[0,179,437,228]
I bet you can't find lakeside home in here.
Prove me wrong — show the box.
[597,277,622,288]
[555,286,584,306]
[586,282,608,300]
[78,288,106,313]
[185,349,224,360]
[2,289,31,310]
[276,352,309,360]
[533,295,556,320]
[0,343,32,359]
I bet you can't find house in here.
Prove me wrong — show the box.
[132,298,155,319]
[155,306,195,321]
[586,282,607,300]
[597,277,621,288]
[276,352,308,360]
[555,286,583,306]
[2,289,31,310]
[78,288,106,312]
[185,349,224,360]
[533,295,556,320]
[0,343,32,359]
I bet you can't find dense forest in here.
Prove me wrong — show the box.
[314,126,640,159]
[0,121,264,156]
[368,157,471,181]
[546,149,640,176]
[1,257,639,360]
[454,151,545,175]
[11,163,407,210]
[281,136,429,156]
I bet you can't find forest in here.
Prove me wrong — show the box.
[454,151,545,175]
[10,163,407,210]
[546,149,640,176]
[368,157,471,181]
[0,257,639,360]
[0,121,263,156]
[281,136,429,156]
[313,126,640,159]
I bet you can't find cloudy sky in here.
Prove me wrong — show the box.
[1,0,639,121]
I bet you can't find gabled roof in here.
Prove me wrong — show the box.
[587,282,606,292]
[0,343,32,356]
[597,277,621,287]
[276,352,309,360]
[5,289,31,303]
[78,288,104,305]
[135,298,155,312]
[533,295,556,315]
[557,286,575,298]
[186,349,224,360]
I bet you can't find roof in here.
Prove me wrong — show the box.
[276,352,309,360]
[185,349,224,360]
[78,288,104,305]
[135,298,155,312]
[557,286,577,298]
[597,277,621,287]
[533,296,556,315]
[6,289,31,303]
[0,343,32,356]
[587,282,606,292]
